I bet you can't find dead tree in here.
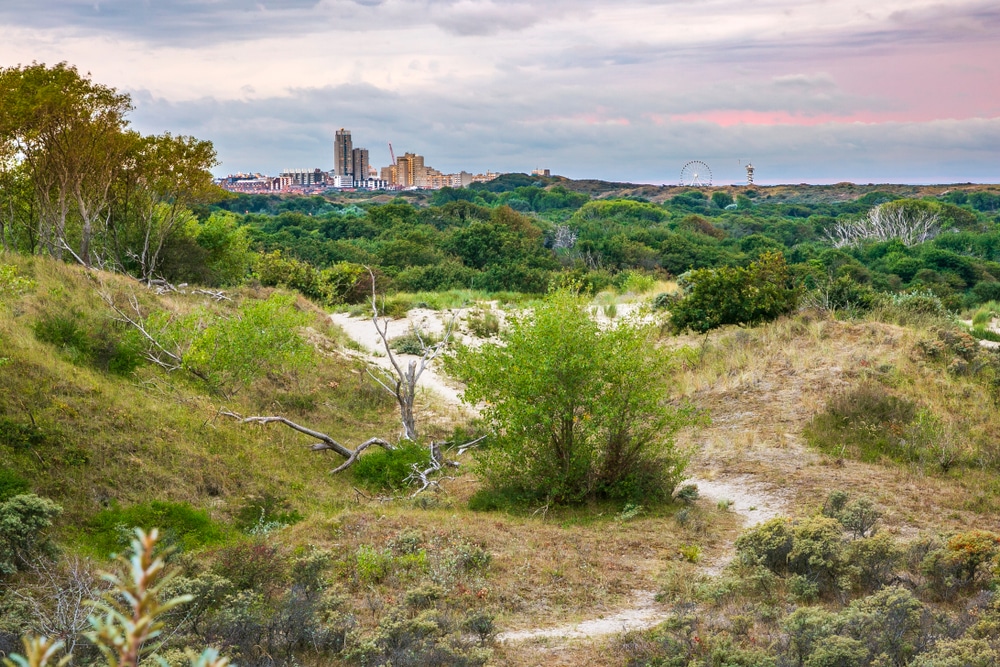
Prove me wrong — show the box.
[405,436,486,496]
[220,411,394,473]
[827,202,940,248]
[365,268,456,441]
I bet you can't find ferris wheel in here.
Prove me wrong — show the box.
[679,160,712,187]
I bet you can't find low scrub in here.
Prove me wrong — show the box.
[87,500,227,556]
[351,441,431,492]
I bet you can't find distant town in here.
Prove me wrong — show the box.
[216,128,522,194]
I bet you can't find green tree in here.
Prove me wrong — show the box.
[447,289,691,503]
[110,132,220,281]
[0,62,132,264]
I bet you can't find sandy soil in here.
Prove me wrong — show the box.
[330,309,476,412]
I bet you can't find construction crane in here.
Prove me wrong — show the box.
[388,142,396,166]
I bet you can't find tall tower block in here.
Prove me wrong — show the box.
[334,129,353,178]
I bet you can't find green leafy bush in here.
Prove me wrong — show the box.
[0,494,62,576]
[0,417,47,450]
[448,288,693,504]
[350,441,430,492]
[391,328,442,355]
[669,251,799,333]
[87,500,226,556]
[734,517,794,573]
[465,309,500,338]
[183,293,312,395]
[0,469,30,502]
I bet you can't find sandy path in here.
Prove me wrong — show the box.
[497,475,787,643]
[497,591,666,642]
[330,310,474,410]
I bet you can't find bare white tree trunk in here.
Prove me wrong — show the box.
[364,267,455,441]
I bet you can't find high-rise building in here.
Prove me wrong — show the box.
[351,148,369,186]
[334,129,353,177]
[396,152,426,188]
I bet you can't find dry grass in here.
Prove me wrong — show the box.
[666,312,1000,537]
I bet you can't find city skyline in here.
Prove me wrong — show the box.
[1,1,998,185]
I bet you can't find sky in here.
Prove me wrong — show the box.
[2,0,998,185]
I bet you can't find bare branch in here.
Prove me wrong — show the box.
[99,286,184,371]
[220,410,394,472]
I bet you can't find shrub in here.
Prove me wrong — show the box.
[448,288,693,504]
[846,533,902,593]
[842,586,926,666]
[734,517,794,574]
[355,545,393,585]
[0,494,62,576]
[391,328,442,355]
[183,293,312,395]
[344,609,490,667]
[404,584,445,609]
[211,539,288,592]
[787,516,847,596]
[674,483,699,504]
[669,251,798,333]
[839,497,882,539]
[804,635,868,667]
[88,500,225,556]
[0,264,35,300]
[464,309,500,338]
[0,417,47,450]
[0,469,29,502]
[351,441,431,492]
[911,638,1000,667]
[233,493,303,534]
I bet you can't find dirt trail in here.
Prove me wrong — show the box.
[494,475,787,643]
[330,309,474,411]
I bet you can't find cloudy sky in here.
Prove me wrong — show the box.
[2,0,998,184]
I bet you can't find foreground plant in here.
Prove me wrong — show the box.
[4,528,229,667]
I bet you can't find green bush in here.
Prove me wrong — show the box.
[0,468,29,502]
[87,500,226,556]
[0,416,47,450]
[391,329,442,355]
[211,539,287,591]
[734,517,794,573]
[0,494,62,576]
[448,288,693,504]
[669,251,799,333]
[351,441,430,492]
[233,493,303,534]
[183,293,313,395]
[465,309,500,338]
[787,516,847,596]
[911,638,1000,667]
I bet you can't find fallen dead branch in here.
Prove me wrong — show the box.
[219,410,394,473]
